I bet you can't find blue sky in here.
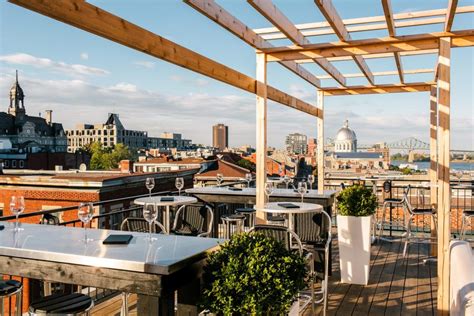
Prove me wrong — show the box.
[0,0,473,149]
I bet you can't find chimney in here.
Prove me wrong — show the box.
[45,110,53,126]
[120,160,133,173]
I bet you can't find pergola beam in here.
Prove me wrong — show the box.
[297,49,439,63]
[381,0,404,83]
[317,68,433,80]
[254,5,474,38]
[9,0,322,118]
[322,82,433,96]
[247,0,346,86]
[445,0,459,32]
[314,0,375,85]
[184,0,321,88]
[264,30,474,61]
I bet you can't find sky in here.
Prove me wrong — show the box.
[0,0,473,150]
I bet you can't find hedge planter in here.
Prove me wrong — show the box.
[337,214,372,285]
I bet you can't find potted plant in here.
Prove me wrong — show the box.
[336,184,377,285]
[200,232,307,315]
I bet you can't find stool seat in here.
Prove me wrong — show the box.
[235,208,256,214]
[0,280,22,296]
[383,198,403,203]
[412,208,436,214]
[221,214,246,222]
[29,293,93,315]
[463,210,474,216]
[267,215,286,222]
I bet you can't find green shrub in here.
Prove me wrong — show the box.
[336,184,377,217]
[201,232,307,315]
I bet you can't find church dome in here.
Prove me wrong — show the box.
[335,120,356,141]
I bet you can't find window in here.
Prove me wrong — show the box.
[19,160,24,168]
[4,160,9,167]
[12,160,16,168]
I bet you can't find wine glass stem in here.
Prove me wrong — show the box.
[301,194,303,203]
[178,189,181,196]
[15,214,19,231]
[84,226,87,243]
[149,189,152,197]
[149,222,152,241]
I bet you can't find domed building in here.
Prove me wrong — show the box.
[334,120,357,153]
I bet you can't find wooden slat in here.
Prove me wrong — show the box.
[9,0,321,118]
[445,0,459,32]
[317,90,324,194]
[296,49,439,63]
[436,36,451,316]
[317,68,433,79]
[314,0,375,85]
[381,0,395,37]
[322,82,433,96]
[247,0,346,86]
[255,52,267,219]
[394,53,405,83]
[429,85,438,257]
[264,30,474,61]
[255,5,474,36]
[184,0,321,88]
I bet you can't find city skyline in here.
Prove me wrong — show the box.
[0,0,472,149]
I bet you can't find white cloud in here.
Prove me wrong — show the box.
[108,83,138,93]
[133,61,155,69]
[80,53,89,60]
[0,53,109,77]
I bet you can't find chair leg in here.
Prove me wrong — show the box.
[121,292,129,316]
[378,202,387,240]
[16,290,22,316]
[403,214,413,257]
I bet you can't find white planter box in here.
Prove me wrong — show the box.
[337,214,372,285]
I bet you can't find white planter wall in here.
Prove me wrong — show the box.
[337,215,372,285]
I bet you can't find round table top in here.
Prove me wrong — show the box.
[134,196,197,207]
[258,202,323,214]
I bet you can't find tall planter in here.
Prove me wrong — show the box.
[337,214,372,285]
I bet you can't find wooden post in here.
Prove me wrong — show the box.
[437,37,451,316]
[317,90,324,194]
[429,85,438,256]
[255,52,268,223]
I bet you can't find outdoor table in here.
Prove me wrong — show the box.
[0,222,221,315]
[134,196,197,234]
[257,202,323,232]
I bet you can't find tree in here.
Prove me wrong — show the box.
[236,158,255,172]
[88,142,133,170]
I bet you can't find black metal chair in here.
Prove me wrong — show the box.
[402,189,437,257]
[249,225,317,315]
[460,209,474,240]
[1,280,22,316]
[294,210,331,314]
[29,293,94,315]
[378,184,411,240]
[171,204,214,237]
[120,217,166,234]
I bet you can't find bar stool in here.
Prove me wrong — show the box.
[460,209,474,240]
[266,214,286,226]
[378,184,410,240]
[221,214,245,239]
[29,293,94,315]
[1,280,22,316]
[235,207,256,230]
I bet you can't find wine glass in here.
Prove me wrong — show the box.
[145,177,155,197]
[456,171,463,185]
[307,175,315,190]
[78,202,94,243]
[265,182,274,202]
[283,175,291,189]
[245,173,253,188]
[143,203,158,241]
[216,173,224,187]
[10,196,25,232]
[297,182,307,203]
[175,177,184,196]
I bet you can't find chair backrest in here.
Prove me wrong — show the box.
[39,213,60,225]
[294,209,332,244]
[120,217,164,233]
[175,204,214,235]
[250,225,303,255]
[402,185,414,214]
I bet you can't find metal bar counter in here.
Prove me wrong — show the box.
[0,222,222,315]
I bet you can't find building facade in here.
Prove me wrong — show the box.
[0,72,67,155]
[147,132,192,150]
[285,133,307,155]
[334,120,357,153]
[212,123,228,150]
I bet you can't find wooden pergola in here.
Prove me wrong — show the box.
[8,0,473,314]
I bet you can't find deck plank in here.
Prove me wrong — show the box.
[401,242,419,315]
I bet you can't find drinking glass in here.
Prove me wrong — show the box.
[216,173,224,187]
[143,203,158,241]
[10,196,25,232]
[456,171,463,185]
[245,173,253,188]
[283,175,291,189]
[78,202,94,243]
[265,182,274,202]
[145,177,155,197]
[175,177,184,196]
[297,182,307,203]
[307,175,315,190]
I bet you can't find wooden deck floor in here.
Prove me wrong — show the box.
[91,237,437,316]
[309,237,437,316]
